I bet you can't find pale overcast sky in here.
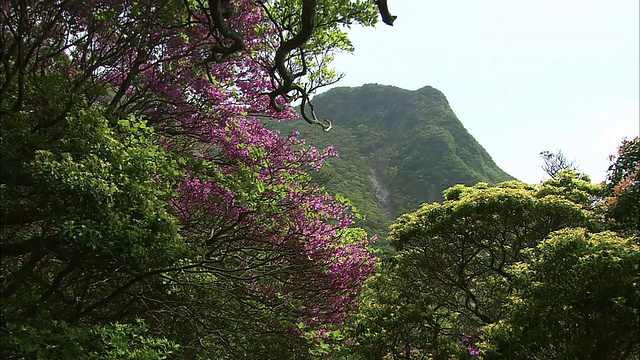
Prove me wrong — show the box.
[318,0,639,183]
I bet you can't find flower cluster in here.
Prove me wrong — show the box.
[54,0,376,330]
[459,333,483,357]
[2,0,378,355]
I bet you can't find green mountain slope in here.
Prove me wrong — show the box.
[270,84,513,251]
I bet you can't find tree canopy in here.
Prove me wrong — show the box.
[481,228,639,359]
[352,164,639,359]
[604,136,640,235]
[1,1,396,357]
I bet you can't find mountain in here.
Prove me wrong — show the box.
[269,84,513,252]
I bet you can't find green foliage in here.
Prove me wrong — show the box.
[2,320,180,359]
[311,84,513,215]
[27,111,181,260]
[268,120,395,255]
[351,174,618,359]
[262,0,378,90]
[1,104,185,355]
[1,106,182,264]
[481,229,640,359]
[270,84,513,255]
[604,136,639,234]
[536,169,601,210]
[351,160,640,359]
[351,266,467,360]
[389,180,589,326]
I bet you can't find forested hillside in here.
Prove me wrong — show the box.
[271,84,513,250]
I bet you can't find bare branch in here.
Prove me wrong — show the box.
[540,150,579,178]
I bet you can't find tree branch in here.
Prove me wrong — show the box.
[376,0,397,26]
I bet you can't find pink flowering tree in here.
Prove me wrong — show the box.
[1,0,395,357]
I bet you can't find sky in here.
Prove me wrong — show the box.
[317,0,639,184]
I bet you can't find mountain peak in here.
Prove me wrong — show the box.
[414,85,450,107]
[272,84,512,250]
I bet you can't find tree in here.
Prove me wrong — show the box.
[356,168,637,359]
[351,263,470,360]
[1,0,396,357]
[539,149,580,178]
[481,229,640,360]
[1,108,184,359]
[353,175,600,358]
[603,136,640,235]
[2,320,180,359]
[388,180,590,328]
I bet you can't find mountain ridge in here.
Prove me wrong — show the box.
[270,84,513,251]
